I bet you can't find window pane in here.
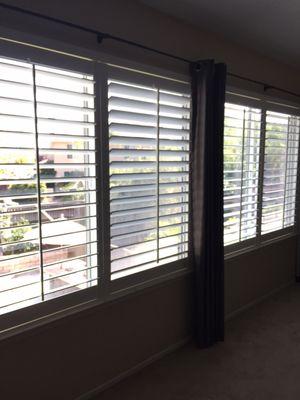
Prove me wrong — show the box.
[109,79,190,279]
[0,57,97,315]
[35,65,98,300]
[224,103,261,245]
[0,57,41,314]
[262,111,300,234]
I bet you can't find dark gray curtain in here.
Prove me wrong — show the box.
[190,60,227,348]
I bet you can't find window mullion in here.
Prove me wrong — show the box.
[32,64,44,301]
[256,106,266,244]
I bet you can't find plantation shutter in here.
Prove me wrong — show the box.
[262,110,300,233]
[108,77,191,279]
[223,102,261,245]
[0,56,97,314]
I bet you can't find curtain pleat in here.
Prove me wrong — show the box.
[190,60,227,348]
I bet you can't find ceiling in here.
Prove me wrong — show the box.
[140,0,300,68]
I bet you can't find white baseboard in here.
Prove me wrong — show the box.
[75,336,191,400]
[225,280,294,321]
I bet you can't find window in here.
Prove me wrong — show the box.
[66,144,73,159]
[224,103,261,245]
[0,56,97,315]
[0,42,191,329]
[108,77,191,280]
[262,111,300,234]
[224,95,300,249]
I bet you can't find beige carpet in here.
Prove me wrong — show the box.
[94,284,300,400]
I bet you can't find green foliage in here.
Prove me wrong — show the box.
[0,216,34,254]
[8,181,47,193]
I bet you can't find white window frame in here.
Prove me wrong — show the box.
[225,88,300,257]
[0,29,192,338]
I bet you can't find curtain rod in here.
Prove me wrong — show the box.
[1,2,300,100]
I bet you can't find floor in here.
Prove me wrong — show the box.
[94,284,300,400]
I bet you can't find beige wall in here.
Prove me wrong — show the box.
[0,237,296,400]
[0,276,193,400]
[225,236,296,317]
[0,1,299,399]
[1,0,300,94]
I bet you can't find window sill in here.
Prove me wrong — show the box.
[224,230,298,260]
[0,262,192,344]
